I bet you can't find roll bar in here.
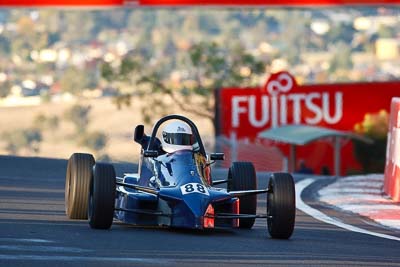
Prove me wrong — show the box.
[146,114,207,157]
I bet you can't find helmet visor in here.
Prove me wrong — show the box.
[162,132,193,146]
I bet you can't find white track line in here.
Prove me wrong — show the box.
[0,238,53,243]
[296,178,400,242]
[0,254,167,263]
[0,245,91,253]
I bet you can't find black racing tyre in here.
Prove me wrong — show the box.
[228,162,257,229]
[89,163,116,229]
[65,153,95,219]
[267,172,296,239]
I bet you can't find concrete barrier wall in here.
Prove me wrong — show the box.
[384,97,400,202]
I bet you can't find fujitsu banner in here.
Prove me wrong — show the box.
[218,72,400,139]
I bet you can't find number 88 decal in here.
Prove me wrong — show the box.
[180,183,209,196]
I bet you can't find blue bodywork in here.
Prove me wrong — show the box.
[114,150,236,229]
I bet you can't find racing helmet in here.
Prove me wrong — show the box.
[161,121,193,153]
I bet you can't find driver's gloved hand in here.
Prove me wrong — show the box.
[149,176,157,187]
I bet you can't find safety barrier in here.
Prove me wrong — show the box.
[384,97,400,202]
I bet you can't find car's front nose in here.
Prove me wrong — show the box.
[159,186,232,229]
[170,193,211,229]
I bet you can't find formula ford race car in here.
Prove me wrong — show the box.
[65,115,296,239]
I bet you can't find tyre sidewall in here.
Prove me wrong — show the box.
[89,163,115,229]
[267,172,295,239]
[228,162,257,229]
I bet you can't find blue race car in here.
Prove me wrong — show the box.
[65,114,296,239]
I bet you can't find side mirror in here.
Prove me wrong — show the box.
[134,125,144,144]
[210,153,224,161]
[143,150,158,157]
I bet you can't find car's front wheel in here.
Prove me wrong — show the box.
[65,153,95,219]
[228,162,257,229]
[267,172,296,239]
[88,163,116,229]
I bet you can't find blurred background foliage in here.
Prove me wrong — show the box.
[353,110,389,173]
[101,41,265,125]
[0,8,398,164]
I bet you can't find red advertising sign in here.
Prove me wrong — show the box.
[138,0,400,5]
[220,72,399,138]
[0,0,123,6]
[218,71,400,174]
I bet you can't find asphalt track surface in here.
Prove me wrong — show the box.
[0,155,400,267]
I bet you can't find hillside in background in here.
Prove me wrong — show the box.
[0,7,399,161]
[0,97,214,162]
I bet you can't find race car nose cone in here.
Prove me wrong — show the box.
[170,191,211,229]
[183,193,209,217]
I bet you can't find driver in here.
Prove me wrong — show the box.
[161,121,194,153]
[140,121,194,188]
[161,121,211,184]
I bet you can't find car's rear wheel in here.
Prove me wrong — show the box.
[89,163,116,229]
[267,172,296,239]
[65,153,95,219]
[228,162,257,229]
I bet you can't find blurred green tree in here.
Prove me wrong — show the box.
[60,11,94,44]
[34,113,60,131]
[47,115,60,130]
[3,128,42,155]
[0,81,11,98]
[64,104,91,135]
[377,25,395,38]
[79,131,108,151]
[59,67,90,95]
[33,113,47,129]
[329,41,353,78]
[101,41,265,130]
[63,104,108,156]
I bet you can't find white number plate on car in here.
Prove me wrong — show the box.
[180,183,209,196]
